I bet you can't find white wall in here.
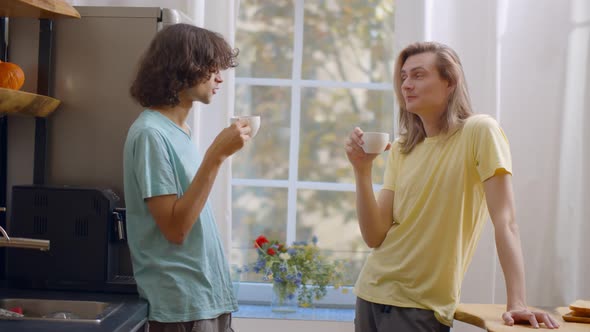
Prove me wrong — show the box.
[198,0,237,260]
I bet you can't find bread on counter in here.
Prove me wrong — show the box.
[563,299,590,323]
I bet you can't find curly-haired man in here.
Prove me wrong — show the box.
[124,23,247,332]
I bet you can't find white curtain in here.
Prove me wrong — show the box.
[67,0,238,255]
[398,0,590,312]
[497,0,590,307]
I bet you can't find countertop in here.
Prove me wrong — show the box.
[0,288,148,332]
[455,303,589,331]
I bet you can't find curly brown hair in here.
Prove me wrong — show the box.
[130,23,239,108]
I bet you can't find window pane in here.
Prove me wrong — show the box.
[230,247,266,283]
[236,0,295,78]
[302,0,395,82]
[232,0,399,296]
[298,87,394,183]
[231,186,288,282]
[232,186,288,247]
[296,189,370,285]
[233,85,291,180]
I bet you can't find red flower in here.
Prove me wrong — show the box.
[254,235,269,248]
[267,248,276,256]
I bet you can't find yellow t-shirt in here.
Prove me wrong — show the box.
[354,114,512,326]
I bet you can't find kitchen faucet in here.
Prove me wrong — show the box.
[0,207,50,251]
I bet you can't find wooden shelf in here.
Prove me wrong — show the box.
[0,0,80,19]
[0,88,61,117]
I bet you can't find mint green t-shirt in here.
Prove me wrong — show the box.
[123,110,237,322]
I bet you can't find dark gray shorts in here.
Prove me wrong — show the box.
[148,313,234,332]
[355,297,450,332]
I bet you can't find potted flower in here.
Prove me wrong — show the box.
[249,235,346,312]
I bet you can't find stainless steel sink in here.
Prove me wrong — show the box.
[0,298,122,324]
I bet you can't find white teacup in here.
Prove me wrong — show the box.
[231,115,261,138]
[361,132,390,154]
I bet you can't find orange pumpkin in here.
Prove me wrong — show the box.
[0,60,26,90]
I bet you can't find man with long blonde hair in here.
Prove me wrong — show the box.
[345,41,559,331]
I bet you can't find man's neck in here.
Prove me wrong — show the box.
[418,112,444,137]
[152,100,193,133]
[422,120,441,137]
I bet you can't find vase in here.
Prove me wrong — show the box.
[271,282,297,313]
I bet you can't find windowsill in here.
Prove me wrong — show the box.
[234,304,355,322]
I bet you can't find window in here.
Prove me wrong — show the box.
[232,0,395,305]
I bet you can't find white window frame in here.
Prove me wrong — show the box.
[232,0,394,307]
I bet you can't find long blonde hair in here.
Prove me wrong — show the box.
[394,42,473,154]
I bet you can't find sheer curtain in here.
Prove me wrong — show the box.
[403,0,590,312]
[68,0,239,254]
[496,0,590,307]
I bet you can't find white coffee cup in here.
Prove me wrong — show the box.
[231,115,261,138]
[361,132,390,154]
